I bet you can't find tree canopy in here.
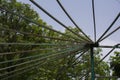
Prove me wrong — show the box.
[0,0,119,80]
[110,51,120,77]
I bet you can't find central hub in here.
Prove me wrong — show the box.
[85,42,99,48]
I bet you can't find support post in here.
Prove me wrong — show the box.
[90,47,95,80]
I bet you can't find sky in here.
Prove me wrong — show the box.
[17,0,120,61]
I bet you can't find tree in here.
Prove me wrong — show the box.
[110,51,120,77]
[0,0,59,80]
[70,48,110,80]
[0,0,111,80]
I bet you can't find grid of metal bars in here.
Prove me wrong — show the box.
[0,0,120,80]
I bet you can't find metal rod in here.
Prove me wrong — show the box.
[79,44,120,80]
[99,26,120,42]
[0,61,45,80]
[99,45,118,62]
[99,45,120,48]
[1,50,76,80]
[72,49,89,65]
[79,70,90,80]
[92,0,97,42]
[0,46,80,71]
[0,47,81,79]
[0,7,81,42]
[56,0,92,42]
[0,52,65,78]
[1,56,57,79]
[54,49,83,80]
[0,42,73,46]
[90,47,95,80]
[0,46,75,64]
[97,12,120,42]
[95,76,118,78]
[0,45,75,56]
[0,48,59,56]
[0,27,81,43]
[29,0,91,42]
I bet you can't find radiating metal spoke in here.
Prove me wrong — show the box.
[0,7,81,42]
[56,0,93,42]
[30,0,91,43]
[97,13,120,42]
[92,0,97,42]
[99,26,120,42]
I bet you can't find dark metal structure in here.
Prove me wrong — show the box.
[0,0,120,80]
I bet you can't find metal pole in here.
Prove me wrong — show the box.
[90,47,95,80]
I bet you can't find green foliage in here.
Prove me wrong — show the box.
[0,0,111,80]
[110,51,120,77]
[73,48,110,80]
[0,0,60,80]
